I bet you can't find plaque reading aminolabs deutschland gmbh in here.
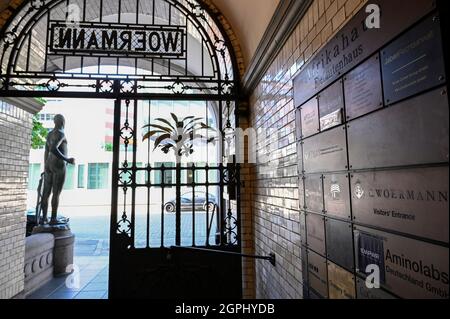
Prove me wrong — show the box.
[382,14,446,105]
[354,226,449,299]
[351,166,449,243]
[303,125,348,174]
[344,54,383,120]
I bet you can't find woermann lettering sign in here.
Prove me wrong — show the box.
[48,21,185,58]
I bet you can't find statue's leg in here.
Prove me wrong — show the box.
[40,172,53,225]
[50,168,66,224]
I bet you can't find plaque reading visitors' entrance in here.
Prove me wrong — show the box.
[328,262,356,299]
[319,80,344,131]
[305,175,324,213]
[49,21,185,58]
[348,88,449,170]
[326,218,354,271]
[323,173,351,220]
[344,54,383,120]
[300,97,320,138]
[308,249,328,298]
[306,213,326,256]
[303,125,348,173]
[382,15,445,105]
[351,166,449,243]
[354,226,449,299]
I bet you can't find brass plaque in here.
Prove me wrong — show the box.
[351,166,449,243]
[348,88,449,170]
[344,54,383,120]
[308,249,328,298]
[325,218,354,271]
[356,277,396,299]
[323,173,351,220]
[354,226,449,299]
[293,0,435,107]
[328,261,356,299]
[319,80,344,131]
[382,15,446,105]
[305,175,323,213]
[304,125,348,174]
[300,97,319,138]
[306,213,326,255]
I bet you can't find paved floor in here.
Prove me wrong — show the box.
[27,212,216,299]
[27,256,109,299]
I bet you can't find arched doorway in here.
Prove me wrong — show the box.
[0,0,242,298]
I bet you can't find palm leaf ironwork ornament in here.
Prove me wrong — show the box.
[142,113,216,160]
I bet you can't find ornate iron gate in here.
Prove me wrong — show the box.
[0,0,242,298]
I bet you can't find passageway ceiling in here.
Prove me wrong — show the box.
[0,0,280,74]
[211,0,280,68]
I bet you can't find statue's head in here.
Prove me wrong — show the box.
[54,114,65,129]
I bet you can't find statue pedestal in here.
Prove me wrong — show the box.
[32,223,75,277]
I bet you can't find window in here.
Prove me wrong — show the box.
[64,164,75,190]
[88,163,109,189]
[154,162,174,187]
[28,164,41,191]
[78,165,85,188]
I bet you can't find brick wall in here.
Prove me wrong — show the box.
[0,100,33,299]
[249,0,367,299]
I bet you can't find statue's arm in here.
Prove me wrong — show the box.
[50,134,75,164]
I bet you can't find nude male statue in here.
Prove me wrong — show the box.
[40,114,75,225]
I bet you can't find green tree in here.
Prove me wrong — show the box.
[31,115,48,149]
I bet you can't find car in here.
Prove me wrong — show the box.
[164,192,216,213]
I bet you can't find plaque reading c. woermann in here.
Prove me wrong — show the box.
[351,166,449,243]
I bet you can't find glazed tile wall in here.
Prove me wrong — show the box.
[249,0,367,299]
[0,101,33,299]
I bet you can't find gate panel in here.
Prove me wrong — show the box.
[109,98,242,299]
